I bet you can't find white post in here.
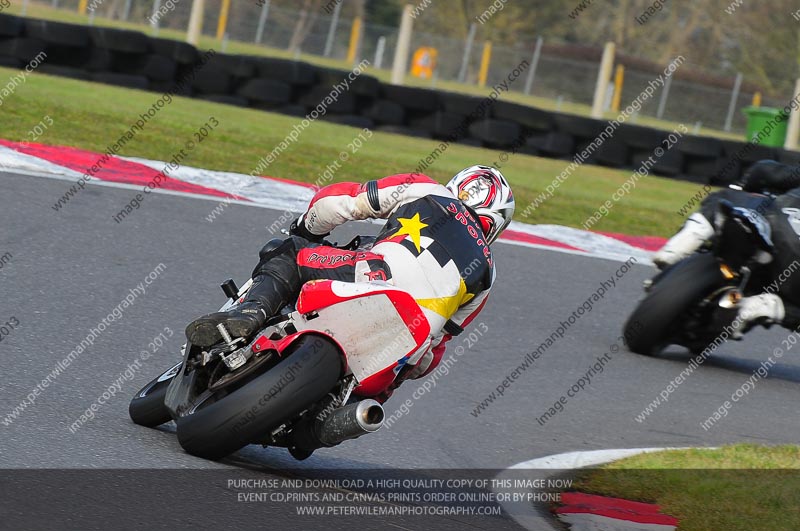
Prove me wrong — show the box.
[523,36,543,95]
[323,0,342,58]
[591,42,615,119]
[122,0,132,21]
[457,23,476,83]
[784,78,800,151]
[21,0,29,16]
[656,73,672,119]
[187,0,205,46]
[374,36,386,69]
[724,72,743,132]
[391,5,414,85]
[603,80,614,112]
[151,0,162,36]
[255,0,270,44]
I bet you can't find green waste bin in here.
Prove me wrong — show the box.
[742,106,787,147]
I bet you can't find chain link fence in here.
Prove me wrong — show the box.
[38,0,790,136]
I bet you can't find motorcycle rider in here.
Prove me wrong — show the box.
[185,166,515,397]
[653,159,800,336]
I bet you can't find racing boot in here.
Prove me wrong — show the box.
[185,274,294,347]
[652,213,714,269]
[730,293,785,339]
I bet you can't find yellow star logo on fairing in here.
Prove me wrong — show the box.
[392,213,428,252]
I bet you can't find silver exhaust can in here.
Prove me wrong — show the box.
[316,399,385,446]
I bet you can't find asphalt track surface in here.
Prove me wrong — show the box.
[3,171,800,529]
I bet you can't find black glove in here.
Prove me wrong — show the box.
[289,215,328,243]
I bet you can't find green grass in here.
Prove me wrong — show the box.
[573,444,800,531]
[1,66,707,236]
[7,1,746,142]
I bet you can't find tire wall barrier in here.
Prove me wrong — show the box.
[0,14,790,185]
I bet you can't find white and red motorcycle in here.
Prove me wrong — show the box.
[129,239,430,460]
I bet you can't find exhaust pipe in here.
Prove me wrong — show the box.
[292,399,385,451]
[317,399,385,446]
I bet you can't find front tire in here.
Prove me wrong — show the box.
[624,253,725,355]
[129,361,182,427]
[176,334,342,460]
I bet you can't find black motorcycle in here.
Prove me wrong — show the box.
[623,196,776,356]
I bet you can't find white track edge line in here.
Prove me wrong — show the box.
[496,447,703,531]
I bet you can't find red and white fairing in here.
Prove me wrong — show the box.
[251,280,431,397]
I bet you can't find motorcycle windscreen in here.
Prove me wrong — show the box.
[292,283,429,384]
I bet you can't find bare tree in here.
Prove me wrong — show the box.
[288,0,324,54]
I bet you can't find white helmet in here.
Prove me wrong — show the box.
[446,165,515,244]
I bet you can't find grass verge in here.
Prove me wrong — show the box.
[0,66,708,236]
[572,444,800,531]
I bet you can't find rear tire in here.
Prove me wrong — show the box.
[624,253,725,355]
[176,335,342,461]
